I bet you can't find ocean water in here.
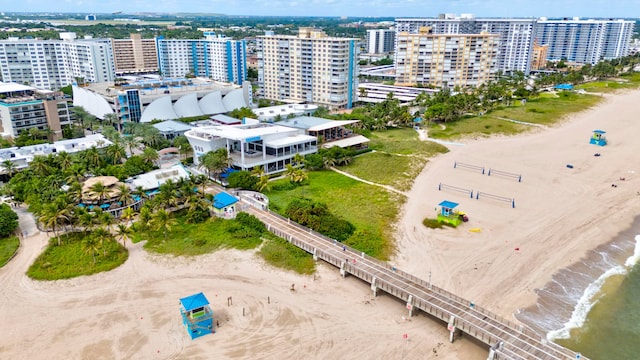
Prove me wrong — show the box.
[515,220,640,360]
[556,259,640,359]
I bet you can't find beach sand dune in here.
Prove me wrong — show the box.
[2,90,639,359]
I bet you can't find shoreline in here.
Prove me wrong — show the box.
[515,214,640,338]
[394,88,640,353]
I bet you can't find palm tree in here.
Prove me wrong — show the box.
[103,113,122,133]
[123,136,141,156]
[1,159,17,177]
[138,206,152,230]
[29,155,51,177]
[115,224,133,248]
[82,146,102,169]
[105,142,127,165]
[83,235,101,264]
[92,227,112,256]
[89,181,110,205]
[28,127,44,141]
[56,152,74,172]
[256,175,270,192]
[39,203,69,246]
[121,207,136,226]
[151,209,176,241]
[192,174,210,196]
[292,153,305,168]
[141,147,159,166]
[116,184,133,206]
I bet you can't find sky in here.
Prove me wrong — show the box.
[6,0,640,18]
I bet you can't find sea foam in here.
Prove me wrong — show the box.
[547,234,640,340]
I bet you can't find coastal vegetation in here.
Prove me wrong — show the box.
[27,231,128,280]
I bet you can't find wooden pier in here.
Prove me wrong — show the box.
[243,204,586,360]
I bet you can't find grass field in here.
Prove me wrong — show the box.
[342,128,448,191]
[27,233,128,280]
[267,170,402,260]
[259,237,316,275]
[0,236,19,268]
[132,215,263,255]
[428,91,603,139]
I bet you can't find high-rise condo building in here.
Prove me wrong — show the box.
[534,18,634,64]
[156,33,247,85]
[112,33,159,75]
[0,82,74,140]
[396,15,536,74]
[0,32,115,90]
[395,27,498,88]
[365,29,396,54]
[257,28,359,109]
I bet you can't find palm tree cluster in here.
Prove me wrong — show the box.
[199,148,233,181]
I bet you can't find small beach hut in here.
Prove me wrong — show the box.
[179,292,214,340]
[590,130,607,146]
[437,200,468,227]
[213,192,239,218]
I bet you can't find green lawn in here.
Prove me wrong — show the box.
[267,170,402,260]
[0,236,19,268]
[342,128,448,191]
[259,237,316,275]
[130,212,316,274]
[27,233,128,280]
[429,91,603,139]
[131,215,263,255]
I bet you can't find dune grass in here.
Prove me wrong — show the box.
[429,91,603,139]
[131,215,263,255]
[259,237,316,275]
[267,170,401,260]
[27,233,128,280]
[0,236,19,268]
[342,128,448,191]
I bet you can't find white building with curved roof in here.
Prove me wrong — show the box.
[73,80,252,124]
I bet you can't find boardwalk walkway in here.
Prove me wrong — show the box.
[243,202,586,360]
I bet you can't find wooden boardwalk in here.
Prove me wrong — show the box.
[243,204,586,360]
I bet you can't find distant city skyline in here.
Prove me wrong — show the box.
[6,0,640,18]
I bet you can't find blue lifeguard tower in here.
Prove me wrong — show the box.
[179,292,214,340]
[590,130,607,146]
[437,200,468,227]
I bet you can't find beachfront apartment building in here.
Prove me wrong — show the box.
[0,82,74,140]
[156,33,247,85]
[534,18,634,64]
[0,32,115,90]
[395,28,499,88]
[365,29,396,54]
[112,33,159,75]
[395,15,536,75]
[256,28,359,110]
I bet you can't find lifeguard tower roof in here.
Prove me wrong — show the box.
[213,192,238,209]
[180,292,210,311]
[438,200,459,209]
[593,130,606,134]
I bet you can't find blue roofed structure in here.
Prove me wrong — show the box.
[438,200,459,209]
[213,192,239,209]
[180,292,210,312]
[179,292,214,339]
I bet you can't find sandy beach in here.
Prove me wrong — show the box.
[1,89,640,359]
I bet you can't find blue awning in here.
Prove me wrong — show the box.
[180,292,210,311]
[438,200,459,209]
[213,192,238,209]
